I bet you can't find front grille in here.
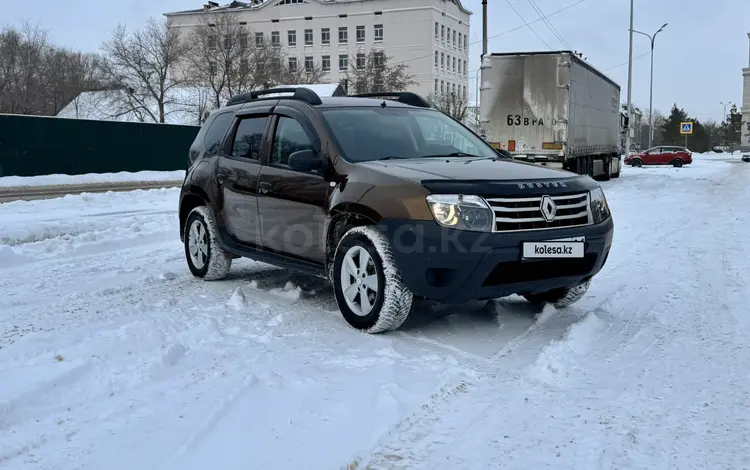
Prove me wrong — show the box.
[484,192,592,232]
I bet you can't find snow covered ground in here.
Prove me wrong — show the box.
[1,155,748,469]
[0,170,185,188]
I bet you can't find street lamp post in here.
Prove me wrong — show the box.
[633,23,668,149]
[625,0,634,158]
[720,101,731,147]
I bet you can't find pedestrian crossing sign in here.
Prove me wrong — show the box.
[680,122,693,134]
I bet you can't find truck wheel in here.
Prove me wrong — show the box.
[601,157,612,181]
[523,279,591,308]
[184,206,233,281]
[333,226,413,334]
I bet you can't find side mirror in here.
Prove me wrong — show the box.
[288,149,322,171]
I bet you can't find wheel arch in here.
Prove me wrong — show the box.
[179,186,211,241]
[325,203,382,276]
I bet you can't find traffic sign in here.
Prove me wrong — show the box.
[680,122,693,134]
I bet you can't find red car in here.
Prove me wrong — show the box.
[625,146,693,167]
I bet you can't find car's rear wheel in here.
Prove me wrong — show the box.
[333,226,413,333]
[672,158,683,167]
[630,159,642,167]
[523,279,591,308]
[184,206,232,281]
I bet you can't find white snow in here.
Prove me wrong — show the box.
[0,170,185,188]
[1,153,748,469]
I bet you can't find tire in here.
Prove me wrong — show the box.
[184,205,232,281]
[672,159,683,168]
[523,279,591,308]
[630,159,642,167]
[601,157,612,181]
[332,226,413,333]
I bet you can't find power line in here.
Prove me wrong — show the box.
[391,0,589,67]
[603,50,650,71]
[527,0,571,49]
[504,0,553,50]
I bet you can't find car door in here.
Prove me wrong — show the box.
[215,108,272,246]
[657,146,676,165]
[256,107,330,264]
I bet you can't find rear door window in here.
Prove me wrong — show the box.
[231,116,268,160]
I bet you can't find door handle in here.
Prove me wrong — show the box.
[259,182,271,194]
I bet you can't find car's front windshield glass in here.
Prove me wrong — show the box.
[320,106,499,162]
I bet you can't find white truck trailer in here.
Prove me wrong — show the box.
[479,51,627,179]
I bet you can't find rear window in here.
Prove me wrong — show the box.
[320,107,496,162]
[203,112,234,154]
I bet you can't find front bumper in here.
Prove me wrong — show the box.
[375,217,614,304]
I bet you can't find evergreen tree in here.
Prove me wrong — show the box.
[721,104,742,148]
[660,104,689,145]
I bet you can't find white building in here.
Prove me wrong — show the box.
[742,32,750,150]
[164,0,471,100]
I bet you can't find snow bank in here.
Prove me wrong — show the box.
[0,170,186,188]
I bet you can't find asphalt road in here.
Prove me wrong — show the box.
[0,180,183,203]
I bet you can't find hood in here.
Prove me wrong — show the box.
[356,156,598,196]
[358,156,573,183]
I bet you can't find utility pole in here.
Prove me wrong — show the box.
[633,23,668,149]
[624,0,634,157]
[482,0,488,58]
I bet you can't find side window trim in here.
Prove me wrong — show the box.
[225,114,271,162]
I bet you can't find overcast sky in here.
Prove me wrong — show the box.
[3,0,748,122]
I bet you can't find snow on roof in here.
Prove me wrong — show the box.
[268,83,345,97]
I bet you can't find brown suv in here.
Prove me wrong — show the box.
[178,88,614,333]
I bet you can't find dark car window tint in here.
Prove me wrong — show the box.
[232,116,267,160]
[271,117,313,166]
[203,112,234,154]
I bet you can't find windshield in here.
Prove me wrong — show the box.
[320,106,499,162]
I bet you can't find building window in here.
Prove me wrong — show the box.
[239,33,248,49]
[223,34,231,49]
[356,25,365,43]
[255,32,264,47]
[453,56,456,72]
[440,52,444,69]
[374,24,383,42]
[458,33,462,50]
[440,80,444,94]
[208,35,217,51]
[338,54,348,71]
[240,58,249,74]
[434,51,438,68]
[464,34,468,51]
[272,57,281,75]
[209,61,217,76]
[434,22,439,39]
[374,51,384,67]
[305,56,314,72]
[288,57,297,72]
[304,29,313,45]
[271,31,280,47]
[440,25,445,42]
[434,79,438,93]
[356,52,366,69]
[321,28,330,44]
[338,26,348,43]
[288,30,296,46]
[453,30,457,48]
[322,55,331,71]
[447,27,451,46]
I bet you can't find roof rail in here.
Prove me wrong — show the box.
[225,87,322,107]
[349,92,431,108]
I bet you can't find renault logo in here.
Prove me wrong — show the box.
[540,195,557,222]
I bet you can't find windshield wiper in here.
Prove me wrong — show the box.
[420,152,483,159]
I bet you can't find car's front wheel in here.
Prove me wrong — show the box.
[184,205,232,281]
[523,279,591,308]
[333,226,413,333]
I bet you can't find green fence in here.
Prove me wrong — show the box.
[0,114,201,177]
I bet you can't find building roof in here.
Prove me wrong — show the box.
[164,0,471,17]
[267,83,345,97]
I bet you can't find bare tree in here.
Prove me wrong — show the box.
[428,91,469,122]
[343,49,416,94]
[183,12,325,109]
[0,20,104,116]
[99,17,189,123]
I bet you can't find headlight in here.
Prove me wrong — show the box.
[589,186,610,223]
[425,194,494,232]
